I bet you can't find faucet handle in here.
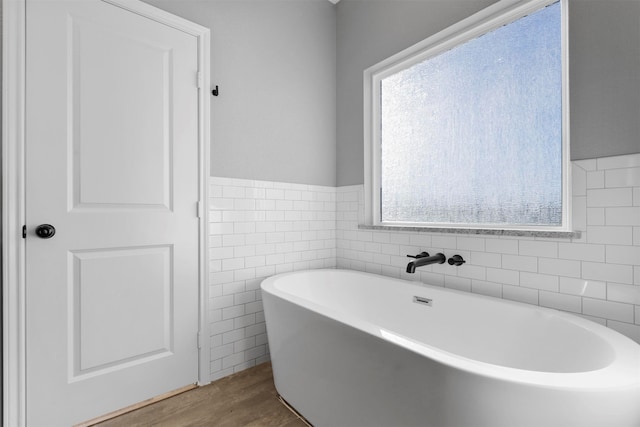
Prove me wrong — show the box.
[448,255,466,266]
[407,251,430,259]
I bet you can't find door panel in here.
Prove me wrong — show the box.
[26,0,200,425]
[70,15,173,210]
[71,245,173,376]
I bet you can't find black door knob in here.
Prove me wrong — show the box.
[35,224,56,239]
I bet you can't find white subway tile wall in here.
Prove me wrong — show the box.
[209,153,640,381]
[209,177,336,380]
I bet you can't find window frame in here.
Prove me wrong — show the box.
[364,0,570,233]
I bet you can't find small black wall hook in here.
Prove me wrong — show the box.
[211,85,219,96]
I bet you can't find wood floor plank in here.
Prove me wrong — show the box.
[95,363,307,427]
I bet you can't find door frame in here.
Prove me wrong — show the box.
[2,1,211,425]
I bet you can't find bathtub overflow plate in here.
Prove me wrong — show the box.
[413,296,433,307]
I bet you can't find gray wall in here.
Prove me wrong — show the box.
[144,0,337,186]
[336,0,640,186]
[570,0,640,160]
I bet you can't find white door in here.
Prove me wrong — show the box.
[25,0,201,425]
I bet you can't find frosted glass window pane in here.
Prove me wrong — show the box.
[380,2,562,226]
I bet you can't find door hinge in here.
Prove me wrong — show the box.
[197,200,203,218]
[197,331,202,349]
[196,71,203,89]
[22,225,26,238]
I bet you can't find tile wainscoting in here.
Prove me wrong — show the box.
[209,153,640,381]
[209,177,337,380]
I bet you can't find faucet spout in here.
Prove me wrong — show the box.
[406,253,446,273]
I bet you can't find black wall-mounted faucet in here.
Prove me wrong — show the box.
[406,252,446,273]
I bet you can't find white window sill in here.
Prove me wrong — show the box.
[358,224,581,239]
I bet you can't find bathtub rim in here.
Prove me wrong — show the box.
[261,269,640,391]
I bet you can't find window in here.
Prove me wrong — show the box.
[364,0,569,232]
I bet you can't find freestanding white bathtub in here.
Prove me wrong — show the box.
[261,269,640,427]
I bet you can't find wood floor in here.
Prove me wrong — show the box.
[96,362,308,427]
